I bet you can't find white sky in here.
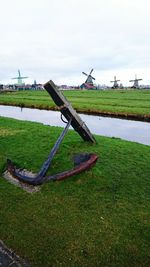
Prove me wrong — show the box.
[0,0,150,86]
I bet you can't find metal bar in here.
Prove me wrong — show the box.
[6,79,98,186]
[37,118,72,178]
[7,118,72,185]
[44,80,96,143]
[45,153,98,182]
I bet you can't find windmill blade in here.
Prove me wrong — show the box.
[82,72,88,76]
[89,68,94,75]
[137,79,142,81]
[12,76,28,79]
[90,75,95,80]
[129,80,134,82]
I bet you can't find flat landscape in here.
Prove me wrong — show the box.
[0,117,150,267]
[0,89,150,120]
[1,1,150,266]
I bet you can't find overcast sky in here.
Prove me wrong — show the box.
[0,0,150,86]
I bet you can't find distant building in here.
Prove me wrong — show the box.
[81,68,97,89]
[97,84,110,90]
[139,85,150,89]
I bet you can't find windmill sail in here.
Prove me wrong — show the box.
[12,70,28,85]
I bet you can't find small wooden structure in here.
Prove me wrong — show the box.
[81,69,96,89]
[129,75,142,88]
[110,76,120,88]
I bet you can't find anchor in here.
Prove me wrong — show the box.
[7,80,98,185]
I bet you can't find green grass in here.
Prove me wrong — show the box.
[0,89,150,119]
[0,117,150,266]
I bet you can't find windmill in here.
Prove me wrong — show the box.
[12,70,28,85]
[129,75,142,88]
[110,76,120,88]
[0,83,3,90]
[81,68,96,89]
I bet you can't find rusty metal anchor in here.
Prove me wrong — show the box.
[6,80,98,185]
[7,118,72,185]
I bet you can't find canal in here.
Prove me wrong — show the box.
[0,105,150,146]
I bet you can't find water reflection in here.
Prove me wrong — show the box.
[0,105,150,146]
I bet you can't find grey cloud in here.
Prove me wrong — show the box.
[0,0,150,85]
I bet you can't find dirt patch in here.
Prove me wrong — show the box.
[3,170,40,193]
[0,128,25,137]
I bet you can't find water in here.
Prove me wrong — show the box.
[0,105,150,146]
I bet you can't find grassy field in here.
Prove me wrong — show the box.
[0,117,150,267]
[0,89,150,120]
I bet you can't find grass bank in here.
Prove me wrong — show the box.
[0,117,150,266]
[0,89,150,120]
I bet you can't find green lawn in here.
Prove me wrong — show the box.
[0,117,150,267]
[0,89,150,119]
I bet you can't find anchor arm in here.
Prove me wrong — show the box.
[7,118,72,185]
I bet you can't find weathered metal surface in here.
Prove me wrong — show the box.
[6,80,97,186]
[7,154,98,185]
[7,119,72,185]
[44,80,96,143]
[45,153,98,181]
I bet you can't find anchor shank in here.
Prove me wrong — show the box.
[38,118,72,178]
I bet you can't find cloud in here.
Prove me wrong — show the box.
[0,0,150,85]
